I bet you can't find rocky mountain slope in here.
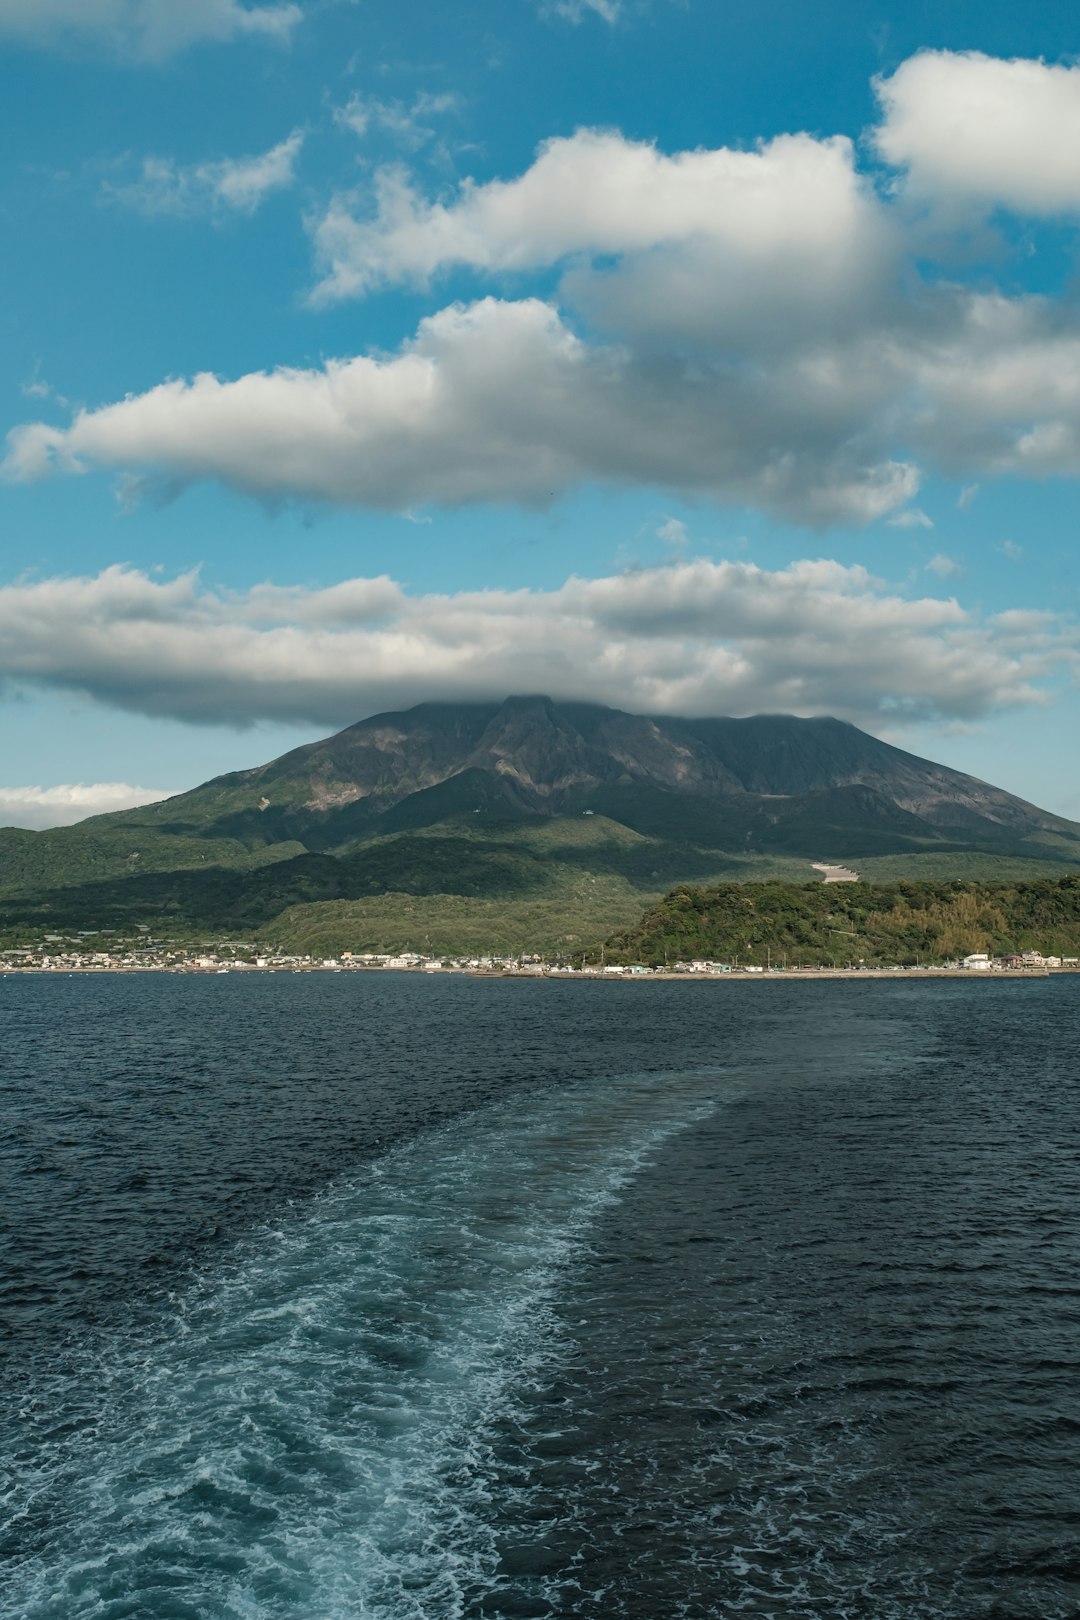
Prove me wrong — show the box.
[109,695,1079,847]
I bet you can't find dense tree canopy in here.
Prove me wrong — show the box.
[600,878,1080,967]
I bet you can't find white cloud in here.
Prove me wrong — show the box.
[309,127,883,306]
[874,51,1080,216]
[544,0,621,23]
[19,276,1080,526]
[999,540,1024,560]
[210,131,305,212]
[0,782,175,831]
[11,66,1080,529]
[957,483,979,510]
[0,0,302,60]
[13,278,1080,527]
[898,292,1080,479]
[888,508,934,529]
[106,131,304,218]
[21,365,67,407]
[0,560,1072,734]
[333,92,462,152]
[1,295,920,527]
[657,517,688,549]
[926,553,963,579]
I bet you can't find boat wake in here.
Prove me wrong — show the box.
[3,1066,729,1619]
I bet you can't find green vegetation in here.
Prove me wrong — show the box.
[0,819,302,893]
[4,799,1080,958]
[840,851,1080,884]
[0,813,807,946]
[261,874,652,959]
[599,876,1080,967]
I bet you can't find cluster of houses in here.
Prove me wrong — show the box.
[2,935,1076,976]
[960,951,1075,971]
[0,942,558,974]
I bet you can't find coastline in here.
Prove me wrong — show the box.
[2,964,1074,980]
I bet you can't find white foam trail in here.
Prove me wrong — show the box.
[3,1067,731,1619]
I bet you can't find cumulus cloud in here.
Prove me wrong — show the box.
[874,51,1080,216]
[309,128,884,307]
[898,292,1080,479]
[1,296,919,526]
[0,782,175,831]
[106,131,305,218]
[10,60,1080,527]
[12,277,1080,524]
[0,560,1073,733]
[0,0,301,60]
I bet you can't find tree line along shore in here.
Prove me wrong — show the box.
[2,876,1079,976]
[595,876,1080,970]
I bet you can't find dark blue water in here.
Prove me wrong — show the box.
[2,974,1078,1618]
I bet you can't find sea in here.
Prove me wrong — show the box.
[1,972,1078,1619]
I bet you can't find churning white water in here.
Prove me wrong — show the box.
[4,1066,728,1619]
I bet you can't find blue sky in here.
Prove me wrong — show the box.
[1,0,1079,826]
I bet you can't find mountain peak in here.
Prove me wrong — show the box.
[141,695,1068,857]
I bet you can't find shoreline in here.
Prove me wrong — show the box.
[2,965,1074,981]
[476,966,1066,981]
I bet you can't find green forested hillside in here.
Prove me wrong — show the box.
[0,819,302,893]
[261,875,653,960]
[3,806,1079,956]
[600,877,1080,967]
[0,816,807,942]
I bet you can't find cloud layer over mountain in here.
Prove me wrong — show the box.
[0,559,1073,731]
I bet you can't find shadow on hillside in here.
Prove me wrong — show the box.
[0,836,559,931]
